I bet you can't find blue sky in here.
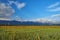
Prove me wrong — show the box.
[0,0,60,22]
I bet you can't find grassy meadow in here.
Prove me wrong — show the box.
[0,26,60,40]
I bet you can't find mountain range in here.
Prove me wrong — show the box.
[0,20,60,26]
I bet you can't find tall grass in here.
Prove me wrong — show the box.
[0,26,60,40]
[0,30,60,40]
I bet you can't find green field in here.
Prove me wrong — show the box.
[0,26,60,40]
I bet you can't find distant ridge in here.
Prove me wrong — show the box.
[0,20,60,26]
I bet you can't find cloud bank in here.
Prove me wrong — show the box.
[0,0,26,20]
[0,3,14,18]
[23,14,60,24]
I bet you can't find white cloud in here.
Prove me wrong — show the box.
[47,2,60,12]
[0,18,11,21]
[16,3,26,9]
[13,16,23,21]
[51,14,60,17]
[25,18,57,24]
[48,2,59,8]
[50,14,60,24]
[0,3,15,18]
[25,14,60,24]
[9,1,26,9]
[8,1,14,4]
[49,7,60,12]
